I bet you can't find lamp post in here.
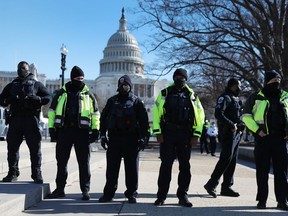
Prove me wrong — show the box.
[60,44,68,87]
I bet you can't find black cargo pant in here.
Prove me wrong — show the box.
[209,136,217,155]
[103,133,139,199]
[6,116,42,179]
[254,134,288,203]
[200,135,209,154]
[55,127,91,193]
[206,127,239,190]
[157,129,192,200]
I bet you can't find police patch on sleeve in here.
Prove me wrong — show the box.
[217,97,224,104]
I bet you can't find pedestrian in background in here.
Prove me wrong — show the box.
[204,78,245,198]
[0,61,50,183]
[242,70,288,211]
[207,122,218,156]
[47,66,100,200]
[98,75,149,204]
[200,120,210,154]
[153,68,205,207]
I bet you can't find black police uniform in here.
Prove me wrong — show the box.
[47,66,99,201]
[99,92,149,200]
[49,82,99,196]
[255,93,288,205]
[0,73,50,182]
[200,122,209,154]
[205,88,242,194]
[157,86,194,201]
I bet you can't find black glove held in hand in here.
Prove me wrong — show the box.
[137,138,146,152]
[49,128,58,142]
[89,129,99,143]
[101,136,109,150]
[237,122,246,132]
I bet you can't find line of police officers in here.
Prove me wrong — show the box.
[0,62,287,210]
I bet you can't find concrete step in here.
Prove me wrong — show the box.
[0,144,106,216]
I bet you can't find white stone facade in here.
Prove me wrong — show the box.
[95,8,169,120]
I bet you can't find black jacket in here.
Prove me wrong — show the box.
[100,92,149,139]
[0,74,50,116]
[215,88,242,130]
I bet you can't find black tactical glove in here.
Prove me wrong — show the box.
[137,138,146,152]
[100,135,109,150]
[49,128,58,142]
[237,122,246,132]
[89,129,99,143]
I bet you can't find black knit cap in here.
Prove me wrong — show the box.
[264,70,281,85]
[118,75,132,89]
[70,66,84,80]
[173,68,188,80]
[227,78,239,88]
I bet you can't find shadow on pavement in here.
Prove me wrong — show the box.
[21,192,288,216]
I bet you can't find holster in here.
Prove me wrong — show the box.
[4,109,12,125]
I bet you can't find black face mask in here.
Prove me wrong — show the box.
[17,68,29,78]
[263,82,280,97]
[174,79,186,89]
[118,84,131,95]
[71,80,84,89]
[232,87,241,97]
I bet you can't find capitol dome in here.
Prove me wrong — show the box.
[107,26,138,47]
[94,8,169,117]
[99,8,144,76]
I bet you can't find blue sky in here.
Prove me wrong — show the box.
[0,0,155,80]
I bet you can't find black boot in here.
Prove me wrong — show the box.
[178,198,193,207]
[98,195,113,203]
[220,188,240,197]
[154,198,165,206]
[82,192,90,200]
[46,188,65,199]
[32,172,43,184]
[204,184,217,198]
[277,202,288,211]
[2,171,18,182]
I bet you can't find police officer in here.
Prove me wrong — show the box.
[242,70,288,211]
[204,78,244,198]
[207,122,218,156]
[47,66,100,200]
[0,61,50,183]
[98,75,149,204]
[153,68,205,207]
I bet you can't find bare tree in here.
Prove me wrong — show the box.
[133,0,288,92]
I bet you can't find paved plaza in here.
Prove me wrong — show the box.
[0,140,287,216]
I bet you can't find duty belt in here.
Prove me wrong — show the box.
[164,122,191,130]
[269,130,285,137]
[63,122,78,128]
[108,128,138,135]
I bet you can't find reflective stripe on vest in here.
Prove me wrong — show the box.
[54,87,94,128]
